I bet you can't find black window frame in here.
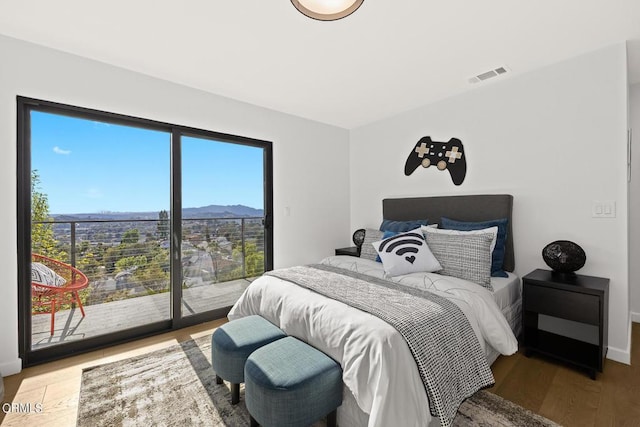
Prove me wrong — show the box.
[17,96,273,367]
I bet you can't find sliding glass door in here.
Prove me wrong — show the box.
[29,111,172,351]
[180,136,266,317]
[17,98,273,366]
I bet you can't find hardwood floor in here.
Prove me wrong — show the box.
[1,321,638,426]
[492,322,640,427]
[1,319,226,427]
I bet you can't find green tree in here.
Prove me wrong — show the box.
[244,242,265,277]
[77,251,102,278]
[115,255,147,272]
[31,170,66,259]
[104,246,120,274]
[157,210,169,240]
[225,241,264,281]
[121,228,140,245]
[135,250,170,293]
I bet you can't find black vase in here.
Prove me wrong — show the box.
[542,240,586,275]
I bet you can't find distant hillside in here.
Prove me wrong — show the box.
[52,204,264,221]
[183,204,264,218]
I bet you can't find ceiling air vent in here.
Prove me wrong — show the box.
[468,66,510,84]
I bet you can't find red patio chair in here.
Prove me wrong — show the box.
[31,253,89,335]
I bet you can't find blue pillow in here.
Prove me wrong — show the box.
[379,219,429,233]
[441,217,509,278]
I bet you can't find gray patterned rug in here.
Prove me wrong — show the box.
[77,336,561,427]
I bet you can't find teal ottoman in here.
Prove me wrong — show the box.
[244,336,343,427]
[211,315,286,404]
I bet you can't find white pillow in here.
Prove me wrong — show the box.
[422,223,439,229]
[373,228,442,277]
[422,226,498,254]
[32,262,67,288]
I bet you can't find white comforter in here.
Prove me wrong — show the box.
[228,256,518,427]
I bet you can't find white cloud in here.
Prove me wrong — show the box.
[85,188,103,199]
[53,146,71,155]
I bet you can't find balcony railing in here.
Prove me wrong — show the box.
[32,216,265,307]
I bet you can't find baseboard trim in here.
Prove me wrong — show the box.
[607,316,633,365]
[0,358,22,377]
[608,346,631,365]
[631,311,640,323]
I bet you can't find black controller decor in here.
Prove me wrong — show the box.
[404,136,466,185]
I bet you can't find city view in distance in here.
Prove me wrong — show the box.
[36,203,266,307]
[27,106,268,347]
[30,110,266,310]
[30,198,266,346]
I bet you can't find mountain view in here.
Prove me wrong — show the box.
[33,203,266,310]
[27,109,268,347]
[52,204,264,221]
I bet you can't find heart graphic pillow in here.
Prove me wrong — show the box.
[372,228,442,277]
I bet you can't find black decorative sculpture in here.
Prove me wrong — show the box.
[542,240,586,276]
[353,229,365,255]
[404,136,467,185]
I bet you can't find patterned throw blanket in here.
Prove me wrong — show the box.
[266,264,494,427]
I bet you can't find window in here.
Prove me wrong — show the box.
[17,97,273,365]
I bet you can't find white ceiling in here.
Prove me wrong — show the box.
[1,0,639,129]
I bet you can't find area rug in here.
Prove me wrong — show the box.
[77,336,561,427]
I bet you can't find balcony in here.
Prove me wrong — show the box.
[31,216,264,350]
[31,277,254,350]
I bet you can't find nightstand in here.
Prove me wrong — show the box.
[522,269,609,379]
[335,246,359,257]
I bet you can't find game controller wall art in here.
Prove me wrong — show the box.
[404,136,466,185]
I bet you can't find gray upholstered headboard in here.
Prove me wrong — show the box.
[382,194,514,272]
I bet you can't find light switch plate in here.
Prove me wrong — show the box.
[592,201,616,218]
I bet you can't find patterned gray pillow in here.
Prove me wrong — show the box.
[32,262,67,288]
[360,228,383,261]
[424,232,493,290]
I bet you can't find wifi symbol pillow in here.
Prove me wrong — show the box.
[373,229,442,277]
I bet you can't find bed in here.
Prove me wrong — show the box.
[229,194,520,427]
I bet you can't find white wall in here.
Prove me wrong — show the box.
[0,35,350,376]
[350,44,631,363]
[630,83,640,323]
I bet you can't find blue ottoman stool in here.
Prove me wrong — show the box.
[244,336,343,427]
[211,315,286,404]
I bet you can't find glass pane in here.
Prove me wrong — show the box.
[30,111,171,349]
[181,136,264,317]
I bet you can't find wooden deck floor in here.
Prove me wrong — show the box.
[31,278,252,350]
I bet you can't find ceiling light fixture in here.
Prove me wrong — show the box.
[291,0,364,21]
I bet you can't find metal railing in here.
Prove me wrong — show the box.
[32,216,265,305]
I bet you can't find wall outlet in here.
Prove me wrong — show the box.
[592,201,616,218]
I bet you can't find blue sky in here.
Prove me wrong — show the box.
[31,111,264,214]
